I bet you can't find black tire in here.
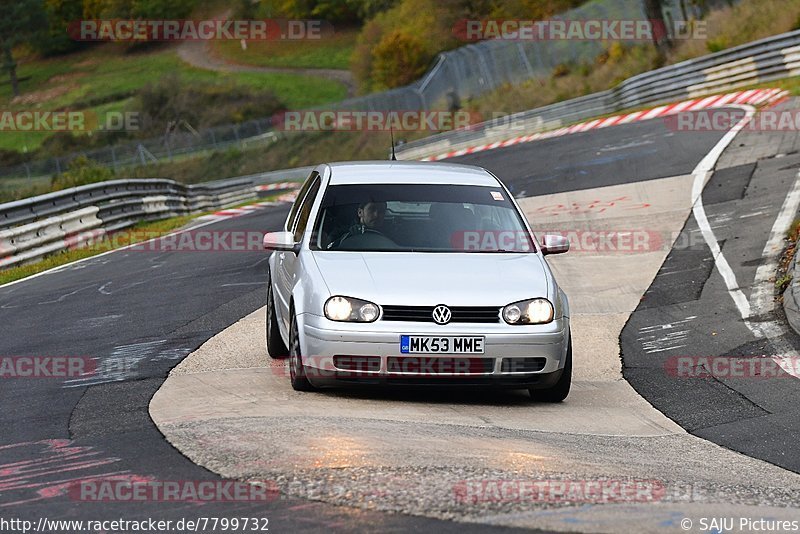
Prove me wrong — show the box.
[266,277,289,359]
[289,309,314,391]
[530,335,572,402]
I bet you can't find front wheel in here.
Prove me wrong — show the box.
[289,310,314,391]
[530,335,572,402]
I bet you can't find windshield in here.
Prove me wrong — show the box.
[310,183,535,253]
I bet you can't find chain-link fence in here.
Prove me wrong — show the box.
[1,0,647,181]
[409,0,647,109]
[0,116,279,180]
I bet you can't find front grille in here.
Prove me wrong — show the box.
[501,357,547,373]
[333,355,381,372]
[381,305,500,323]
[387,356,495,375]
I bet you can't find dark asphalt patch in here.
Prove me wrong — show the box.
[639,247,716,309]
[703,163,755,204]
[638,212,717,309]
[693,411,800,470]
[623,366,768,432]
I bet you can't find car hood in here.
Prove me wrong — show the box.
[312,252,550,306]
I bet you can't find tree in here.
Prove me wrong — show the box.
[345,0,398,20]
[0,0,47,97]
[35,0,84,56]
[371,30,430,89]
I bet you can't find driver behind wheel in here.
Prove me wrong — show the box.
[356,200,387,232]
[328,200,388,249]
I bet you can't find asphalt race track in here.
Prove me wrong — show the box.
[3,107,800,532]
[620,118,800,472]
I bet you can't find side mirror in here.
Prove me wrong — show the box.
[263,231,299,254]
[541,234,569,255]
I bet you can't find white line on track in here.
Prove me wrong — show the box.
[690,104,756,320]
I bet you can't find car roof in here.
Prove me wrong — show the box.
[323,161,500,186]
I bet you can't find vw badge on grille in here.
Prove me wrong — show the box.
[432,305,452,325]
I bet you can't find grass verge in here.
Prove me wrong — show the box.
[3,45,347,111]
[775,219,800,299]
[0,44,348,153]
[209,28,359,70]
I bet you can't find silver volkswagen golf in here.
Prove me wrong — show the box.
[263,161,572,401]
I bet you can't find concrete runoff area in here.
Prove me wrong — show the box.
[150,174,800,532]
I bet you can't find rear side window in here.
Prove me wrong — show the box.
[292,177,322,242]
[285,171,319,231]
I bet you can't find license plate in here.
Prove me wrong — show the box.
[400,335,485,354]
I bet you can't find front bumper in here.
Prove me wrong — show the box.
[298,314,570,389]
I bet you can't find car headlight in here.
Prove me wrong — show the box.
[502,298,554,325]
[324,296,380,322]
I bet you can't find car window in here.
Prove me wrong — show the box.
[292,176,322,242]
[310,183,535,253]
[285,171,319,232]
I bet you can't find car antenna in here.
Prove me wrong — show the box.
[390,126,397,161]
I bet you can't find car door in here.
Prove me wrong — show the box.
[275,172,322,330]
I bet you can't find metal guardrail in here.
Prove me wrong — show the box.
[232,167,313,188]
[0,167,309,269]
[395,29,800,160]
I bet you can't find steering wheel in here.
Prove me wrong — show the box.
[362,226,389,237]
